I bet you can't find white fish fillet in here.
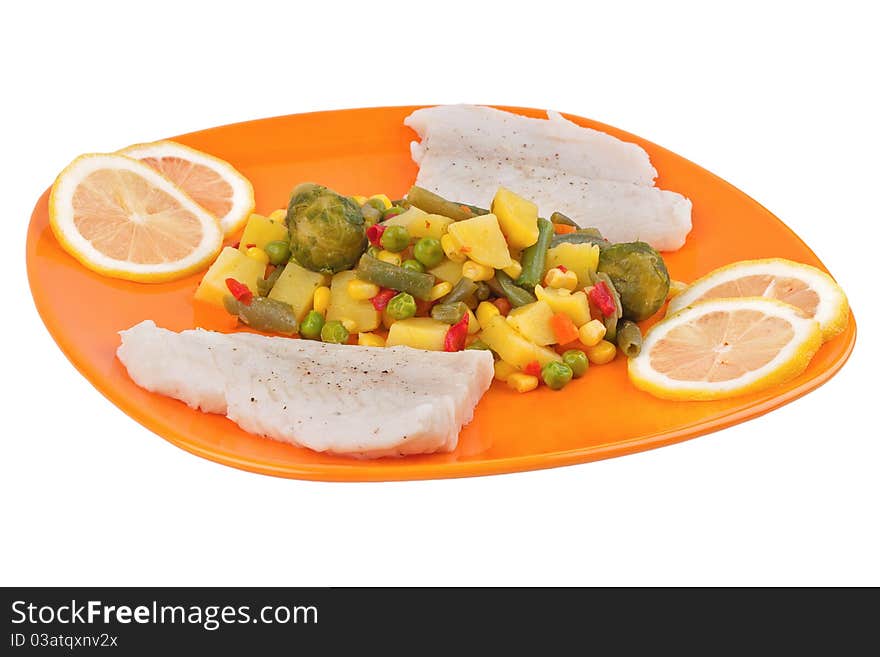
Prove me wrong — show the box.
[405,104,692,251]
[117,321,494,458]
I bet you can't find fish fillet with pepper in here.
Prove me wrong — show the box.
[116,320,494,458]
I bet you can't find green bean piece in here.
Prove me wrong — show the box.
[355,254,435,300]
[299,310,325,340]
[550,229,610,250]
[256,264,285,297]
[382,205,407,221]
[604,315,618,343]
[438,277,478,305]
[485,276,505,298]
[616,320,643,358]
[321,320,350,344]
[465,339,490,351]
[401,259,426,273]
[516,218,553,290]
[549,211,579,227]
[562,350,589,378]
[413,237,444,268]
[405,185,488,221]
[474,281,491,302]
[387,293,417,320]
[494,270,537,307]
[264,240,291,266]
[430,301,469,324]
[593,271,623,319]
[541,361,574,390]
[380,225,410,252]
[360,202,383,227]
[390,198,411,210]
[364,198,386,213]
[223,295,298,335]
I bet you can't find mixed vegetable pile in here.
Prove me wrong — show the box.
[194,183,671,393]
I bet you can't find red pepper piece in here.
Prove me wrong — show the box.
[245,243,257,249]
[366,224,386,248]
[588,281,616,318]
[371,288,397,311]
[225,278,253,306]
[523,360,542,377]
[556,264,568,273]
[444,313,469,352]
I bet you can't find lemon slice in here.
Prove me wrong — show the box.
[121,140,255,236]
[667,258,848,341]
[49,153,224,282]
[629,297,822,400]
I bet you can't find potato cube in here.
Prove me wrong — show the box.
[386,317,450,351]
[268,262,329,322]
[326,271,380,332]
[238,214,289,252]
[535,285,591,327]
[194,247,265,308]
[506,300,556,346]
[544,243,600,290]
[491,187,539,251]
[479,316,561,368]
[383,207,454,239]
[447,213,512,269]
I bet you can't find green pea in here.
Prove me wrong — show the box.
[264,240,291,266]
[387,292,417,320]
[413,237,443,268]
[320,319,349,344]
[380,225,410,253]
[541,361,573,390]
[299,310,325,340]
[562,350,589,378]
[402,258,426,273]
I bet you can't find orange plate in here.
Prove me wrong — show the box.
[26,106,856,481]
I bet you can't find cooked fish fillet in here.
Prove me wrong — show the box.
[406,105,657,185]
[116,321,494,458]
[405,104,692,251]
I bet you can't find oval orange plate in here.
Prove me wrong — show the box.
[26,106,856,481]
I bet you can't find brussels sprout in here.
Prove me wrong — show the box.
[596,241,670,321]
[286,183,367,274]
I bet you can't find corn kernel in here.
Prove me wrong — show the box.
[268,209,286,223]
[312,286,331,315]
[461,260,494,282]
[340,318,357,333]
[377,250,402,266]
[668,279,689,300]
[369,194,393,209]
[493,360,518,382]
[501,260,523,280]
[544,267,579,291]
[466,308,480,335]
[578,319,607,347]
[428,281,453,301]
[347,279,380,301]
[476,301,500,327]
[358,332,386,347]
[586,339,617,365]
[441,234,467,263]
[507,372,539,393]
[352,195,368,206]
[245,246,269,265]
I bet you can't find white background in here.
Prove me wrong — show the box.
[2,1,877,586]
